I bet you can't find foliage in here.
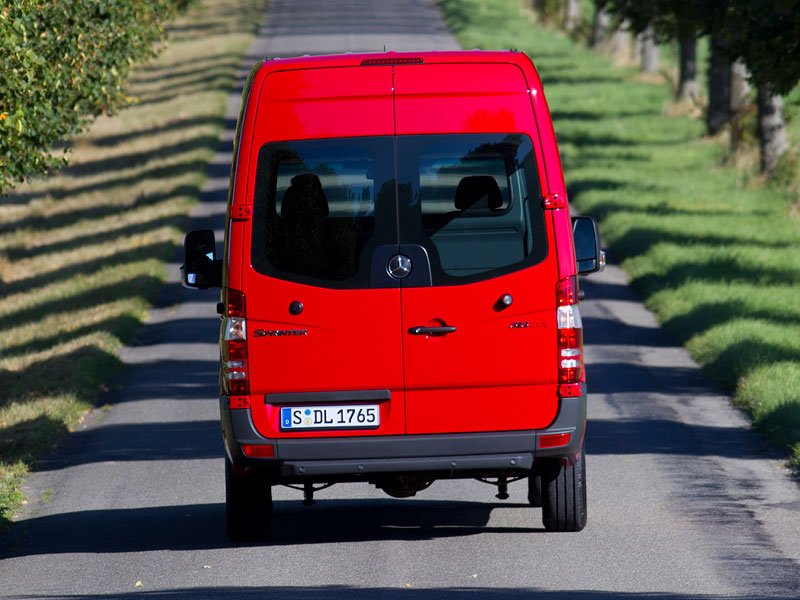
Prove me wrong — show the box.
[0,0,186,196]
[0,0,264,529]
[595,0,800,93]
[719,0,800,94]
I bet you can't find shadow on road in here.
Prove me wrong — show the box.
[10,588,793,600]
[3,498,538,557]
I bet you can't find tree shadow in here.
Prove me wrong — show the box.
[6,589,794,600]
[662,300,800,345]
[0,345,123,413]
[2,498,535,558]
[631,258,799,294]
[0,274,162,337]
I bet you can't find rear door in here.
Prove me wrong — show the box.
[243,66,407,439]
[394,64,561,434]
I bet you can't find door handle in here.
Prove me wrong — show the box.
[408,326,457,336]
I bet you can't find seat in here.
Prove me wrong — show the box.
[454,175,503,211]
[279,173,330,277]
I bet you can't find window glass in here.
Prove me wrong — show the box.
[251,134,547,288]
[251,137,395,288]
[397,134,547,283]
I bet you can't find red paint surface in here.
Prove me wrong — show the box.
[225,51,579,439]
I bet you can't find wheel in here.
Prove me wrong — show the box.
[225,457,272,543]
[527,466,543,507]
[541,446,587,532]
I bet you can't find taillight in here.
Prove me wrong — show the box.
[241,444,275,458]
[539,432,572,449]
[222,288,249,398]
[556,277,584,388]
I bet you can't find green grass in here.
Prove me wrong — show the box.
[438,0,800,469]
[0,0,267,529]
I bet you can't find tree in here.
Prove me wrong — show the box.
[591,6,611,48]
[638,25,660,73]
[0,0,183,195]
[677,30,698,101]
[563,0,581,34]
[718,0,800,172]
[707,32,732,134]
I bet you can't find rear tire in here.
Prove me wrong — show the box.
[527,466,543,507]
[541,446,587,532]
[225,457,272,543]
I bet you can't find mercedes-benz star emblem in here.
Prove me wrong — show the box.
[387,254,412,279]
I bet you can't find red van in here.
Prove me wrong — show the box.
[182,51,604,541]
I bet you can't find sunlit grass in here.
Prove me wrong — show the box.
[438,0,800,469]
[0,0,267,528]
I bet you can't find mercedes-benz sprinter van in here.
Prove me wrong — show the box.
[182,51,604,541]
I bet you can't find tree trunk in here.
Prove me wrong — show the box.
[591,7,611,48]
[677,33,699,101]
[639,26,660,73]
[608,21,631,63]
[563,0,581,34]
[730,60,751,113]
[757,84,788,174]
[707,35,731,134]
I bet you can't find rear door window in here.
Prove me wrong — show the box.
[251,134,547,288]
[251,136,396,289]
[397,133,547,284]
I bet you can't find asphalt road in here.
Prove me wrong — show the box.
[2,1,799,598]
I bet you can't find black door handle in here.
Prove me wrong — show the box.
[408,326,457,336]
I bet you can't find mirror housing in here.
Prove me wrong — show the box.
[181,229,222,289]
[572,216,605,275]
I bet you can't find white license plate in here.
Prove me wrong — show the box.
[280,405,380,431]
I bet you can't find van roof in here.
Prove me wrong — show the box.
[260,49,537,72]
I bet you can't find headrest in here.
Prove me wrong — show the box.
[281,173,329,222]
[454,175,503,211]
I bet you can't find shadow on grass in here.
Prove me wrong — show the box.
[65,135,221,178]
[609,226,795,257]
[0,346,123,408]
[134,73,241,107]
[0,314,142,360]
[2,155,214,208]
[3,192,197,262]
[631,258,800,293]
[0,274,162,339]
[127,52,246,85]
[92,116,226,148]
[552,109,657,121]
[705,341,800,385]
[755,401,800,455]
[2,236,178,301]
[663,301,800,344]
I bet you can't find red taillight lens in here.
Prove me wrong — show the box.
[556,275,579,306]
[222,289,249,398]
[556,278,584,387]
[241,444,274,458]
[226,288,246,318]
[229,395,250,409]
[539,432,572,449]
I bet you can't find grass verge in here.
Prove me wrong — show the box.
[0,0,267,530]
[438,0,800,469]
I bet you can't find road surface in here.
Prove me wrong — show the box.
[2,1,798,598]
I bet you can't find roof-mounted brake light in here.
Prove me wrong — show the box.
[361,57,424,66]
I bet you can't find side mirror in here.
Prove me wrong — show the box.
[572,216,605,275]
[181,229,222,289]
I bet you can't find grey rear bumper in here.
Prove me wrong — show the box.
[220,385,586,479]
